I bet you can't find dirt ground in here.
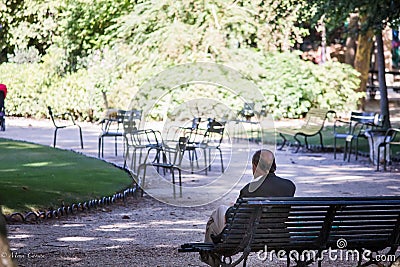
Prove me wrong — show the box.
[1,117,400,267]
[7,194,389,267]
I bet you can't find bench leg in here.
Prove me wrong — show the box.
[318,132,324,151]
[304,136,309,150]
[278,133,287,150]
[293,134,302,153]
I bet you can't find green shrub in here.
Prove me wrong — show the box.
[239,51,362,118]
[0,63,48,118]
[0,49,361,121]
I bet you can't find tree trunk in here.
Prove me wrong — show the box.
[375,31,391,129]
[345,13,359,66]
[354,28,374,110]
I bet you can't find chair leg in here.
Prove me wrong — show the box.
[98,137,102,158]
[194,150,199,169]
[383,145,388,171]
[78,125,84,149]
[355,138,359,160]
[208,149,211,171]
[53,128,58,147]
[124,146,130,169]
[219,148,224,173]
[377,145,381,171]
[177,149,184,166]
[171,167,176,185]
[132,150,137,171]
[177,168,182,197]
[114,136,118,156]
[138,164,147,197]
[176,167,182,187]
[204,149,208,175]
[189,150,194,174]
[347,140,353,162]
[334,137,337,159]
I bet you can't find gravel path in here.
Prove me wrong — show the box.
[1,117,400,266]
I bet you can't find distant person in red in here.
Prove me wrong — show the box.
[0,84,7,131]
[0,84,6,113]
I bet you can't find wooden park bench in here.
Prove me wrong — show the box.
[278,108,335,153]
[179,196,400,267]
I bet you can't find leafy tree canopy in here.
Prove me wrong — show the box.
[309,0,400,32]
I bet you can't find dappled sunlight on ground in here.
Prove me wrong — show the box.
[3,117,400,266]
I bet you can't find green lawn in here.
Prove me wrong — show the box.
[0,139,133,214]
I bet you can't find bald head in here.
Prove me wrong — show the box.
[252,149,276,177]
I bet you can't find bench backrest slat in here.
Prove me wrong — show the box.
[216,197,400,255]
[303,109,330,128]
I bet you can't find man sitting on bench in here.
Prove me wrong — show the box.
[201,149,296,266]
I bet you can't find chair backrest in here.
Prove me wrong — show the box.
[350,111,385,127]
[48,106,56,125]
[123,109,142,134]
[203,119,225,145]
[386,128,400,142]
[191,117,201,130]
[259,105,267,117]
[182,117,203,144]
[349,111,383,135]
[373,113,384,128]
[178,136,188,151]
[239,102,255,118]
[350,111,376,124]
[48,106,76,127]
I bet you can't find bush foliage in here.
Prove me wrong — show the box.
[0,49,361,120]
[0,0,362,121]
